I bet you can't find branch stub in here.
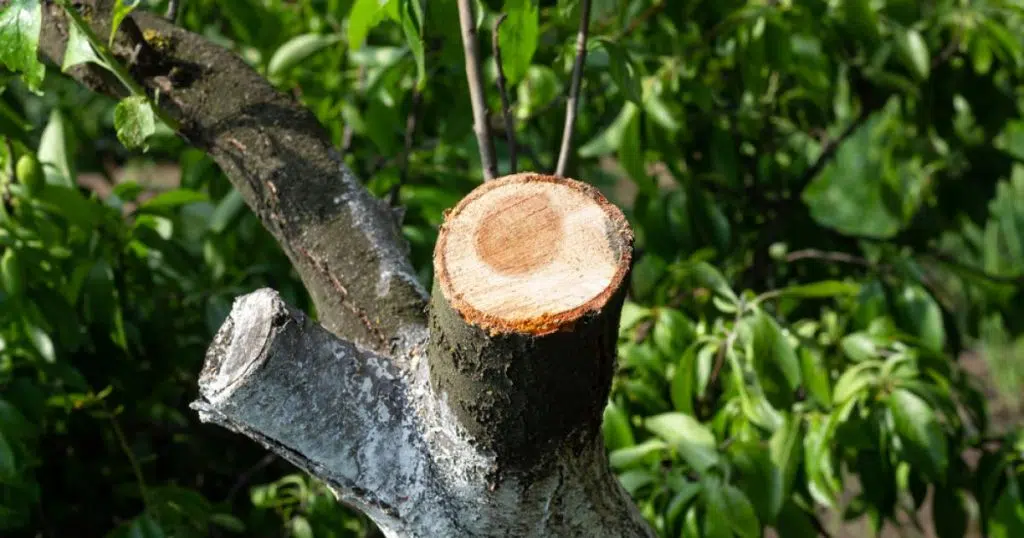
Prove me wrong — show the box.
[435,173,632,336]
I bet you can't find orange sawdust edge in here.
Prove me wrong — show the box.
[434,172,635,337]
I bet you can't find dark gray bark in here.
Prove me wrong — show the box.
[25,4,656,536]
[32,0,428,355]
[194,289,654,537]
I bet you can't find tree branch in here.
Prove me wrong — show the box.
[190,290,427,531]
[193,289,655,537]
[492,13,517,175]
[555,0,593,177]
[31,2,428,357]
[456,0,498,180]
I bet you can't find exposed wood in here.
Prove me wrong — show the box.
[434,173,632,335]
[429,173,634,466]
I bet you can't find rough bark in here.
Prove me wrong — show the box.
[30,0,428,356]
[25,4,655,536]
[194,288,653,537]
[427,173,634,469]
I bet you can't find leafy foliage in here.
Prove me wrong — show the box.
[1,0,1024,537]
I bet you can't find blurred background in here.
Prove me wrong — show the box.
[0,0,1022,536]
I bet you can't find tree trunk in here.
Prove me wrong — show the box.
[194,174,652,536]
[23,6,655,534]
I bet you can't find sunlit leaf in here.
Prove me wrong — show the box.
[63,18,106,72]
[110,0,139,47]
[114,96,157,150]
[888,388,948,481]
[645,412,719,472]
[0,0,45,91]
[267,33,342,78]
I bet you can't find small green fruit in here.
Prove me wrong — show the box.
[15,154,44,195]
[1,249,24,296]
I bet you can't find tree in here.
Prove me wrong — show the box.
[2,0,1024,537]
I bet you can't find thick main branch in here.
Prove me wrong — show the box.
[30,1,428,355]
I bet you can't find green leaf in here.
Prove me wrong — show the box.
[110,0,139,47]
[114,96,157,150]
[578,102,637,158]
[653,308,694,357]
[209,189,246,234]
[645,412,719,472]
[896,27,930,80]
[347,0,396,50]
[291,516,314,538]
[691,262,738,302]
[599,39,642,104]
[833,360,880,403]
[601,401,634,451]
[498,0,539,85]
[671,344,696,414]
[0,0,45,91]
[34,184,101,228]
[769,280,861,299]
[802,111,924,239]
[38,109,75,187]
[515,65,560,120]
[840,0,879,44]
[893,284,945,352]
[0,430,16,479]
[617,468,656,495]
[799,349,832,407]
[618,106,654,192]
[722,484,760,538]
[139,189,208,211]
[608,438,667,470]
[751,311,802,391]
[804,412,842,507]
[701,480,735,538]
[990,485,1024,538]
[63,18,106,72]
[399,3,426,89]
[666,481,702,535]
[768,414,803,518]
[267,33,343,78]
[888,388,948,481]
[840,332,877,362]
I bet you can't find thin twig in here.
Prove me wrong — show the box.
[555,0,593,177]
[456,0,498,181]
[790,37,961,193]
[389,89,422,207]
[704,298,746,410]
[107,411,151,510]
[620,0,664,38]
[492,14,516,175]
[166,0,181,22]
[226,453,276,504]
[784,248,878,268]
[791,111,874,191]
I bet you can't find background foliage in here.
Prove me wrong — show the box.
[1,0,1024,536]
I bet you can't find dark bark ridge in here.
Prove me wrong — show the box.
[33,0,428,355]
[25,3,656,535]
